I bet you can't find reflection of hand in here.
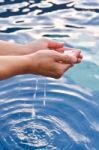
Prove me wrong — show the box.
[27,49,83,79]
[26,38,65,54]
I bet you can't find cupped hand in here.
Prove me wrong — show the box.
[27,49,83,79]
[25,38,83,59]
[26,38,65,53]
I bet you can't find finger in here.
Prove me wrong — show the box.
[64,47,76,51]
[76,53,83,63]
[65,50,83,61]
[77,58,82,63]
[55,47,65,53]
[73,51,81,58]
[48,40,64,49]
[79,54,83,59]
[65,50,81,56]
[58,63,73,74]
[55,52,78,64]
[64,64,74,71]
[64,47,81,52]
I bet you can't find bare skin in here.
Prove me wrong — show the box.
[0,38,65,55]
[0,38,83,80]
[28,50,82,78]
[0,38,81,55]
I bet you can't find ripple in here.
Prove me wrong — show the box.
[0,0,99,149]
[75,0,99,9]
[0,76,99,149]
[11,117,53,149]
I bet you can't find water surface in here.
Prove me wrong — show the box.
[0,0,99,150]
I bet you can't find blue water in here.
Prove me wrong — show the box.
[0,0,99,150]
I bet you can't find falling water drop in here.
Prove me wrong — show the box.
[32,78,38,117]
[43,78,47,107]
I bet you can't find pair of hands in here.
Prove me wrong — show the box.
[25,38,83,78]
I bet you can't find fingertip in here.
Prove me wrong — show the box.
[48,40,64,49]
[77,58,82,63]
[72,57,78,64]
[66,55,78,64]
[57,42,64,47]
[80,54,83,59]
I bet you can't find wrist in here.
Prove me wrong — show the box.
[19,55,31,74]
[26,53,38,74]
[9,55,31,75]
[24,43,33,55]
[15,43,31,55]
[0,55,31,80]
[10,42,32,55]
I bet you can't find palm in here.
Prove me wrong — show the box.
[27,38,65,53]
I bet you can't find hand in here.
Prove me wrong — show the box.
[26,38,65,54]
[27,49,82,79]
[25,38,82,56]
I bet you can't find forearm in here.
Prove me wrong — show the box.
[0,55,30,80]
[0,40,30,55]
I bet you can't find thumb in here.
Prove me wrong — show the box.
[59,63,73,72]
[48,40,64,49]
